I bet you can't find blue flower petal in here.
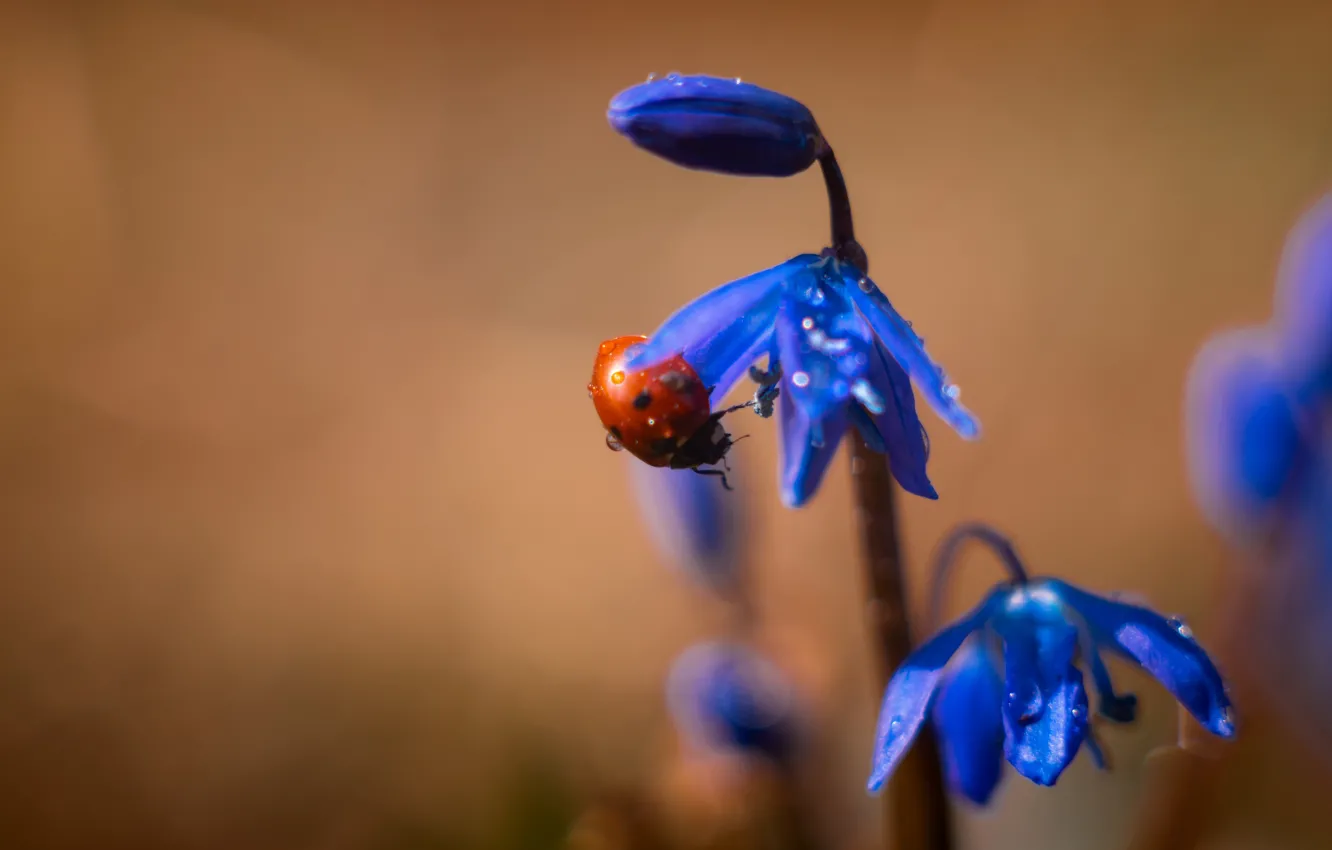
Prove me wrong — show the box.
[996,618,1088,786]
[857,335,937,499]
[607,73,823,178]
[1273,193,1332,396]
[777,383,848,508]
[841,265,980,440]
[932,637,1005,805]
[1185,330,1308,533]
[868,588,1005,793]
[774,262,871,424]
[1046,579,1235,738]
[628,463,743,593]
[626,255,813,403]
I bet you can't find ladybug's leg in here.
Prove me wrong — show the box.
[692,468,732,491]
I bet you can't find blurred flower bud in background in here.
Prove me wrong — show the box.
[629,463,747,597]
[607,73,823,178]
[667,642,803,766]
[1184,192,1332,766]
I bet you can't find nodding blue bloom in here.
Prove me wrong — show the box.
[667,642,802,763]
[869,524,1235,800]
[608,73,824,178]
[629,462,745,595]
[624,253,979,507]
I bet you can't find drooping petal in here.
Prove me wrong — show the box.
[626,255,814,402]
[607,73,823,178]
[1045,579,1235,739]
[1273,193,1332,396]
[841,265,980,440]
[774,260,872,424]
[628,463,744,594]
[777,382,848,508]
[854,334,936,499]
[868,587,1006,793]
[996,617,1089,786]
[932,636,1005,805]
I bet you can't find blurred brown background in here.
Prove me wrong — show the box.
[2,1,1332,848]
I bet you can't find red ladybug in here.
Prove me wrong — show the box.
[588,335,740,488]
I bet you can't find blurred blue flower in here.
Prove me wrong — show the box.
[1185,193,1332,762]
[624,254,979,507]
[1187,194,1332,536]
[868,524,1234,798]
[608,73,823,177]
[629,462,745,595]
[667,642,801,763]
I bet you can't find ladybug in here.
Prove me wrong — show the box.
[589,335,744,488]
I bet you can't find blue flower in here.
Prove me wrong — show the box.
[624,253,979,507]
[1184,193,1332,764]
[667,642,802,763]
[1187,194,1332,536]
[869,524,1235,799]
[608,73,823,177]
[629,462,746,595]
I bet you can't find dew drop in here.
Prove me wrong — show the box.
[791,371,811,388]
[646,72,658,81]
[1218,706,1236,735]
[610,370,625,385]
[943,384,961,400]
[1167,617,1194,640]
[887,716,903,737]
[1072,706,1084,720]
[605,432,624,452]
[858,278,875,293]
[801,316,815,330]
[852,378,886,414]
[809,287,826,305]
[646,417,656,426]
[665,71,681,80]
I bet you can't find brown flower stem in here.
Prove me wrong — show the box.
[819,146,954,850]
[850,433,954,850]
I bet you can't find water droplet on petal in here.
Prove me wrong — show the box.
[1072,706,1084,719]
[852,378,886,414]
[1166,617,1194,640]
[943,383,961,400]
[1217,706,1236,735]
[791,371,811,388]
[858,278,875,293]
[888,716,903,737]
[646,72,658,82]
[801,316,815,330]
[809,287,826,305]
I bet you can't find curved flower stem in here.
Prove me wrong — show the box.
[821,148,954,850]
[927,522,1030,630]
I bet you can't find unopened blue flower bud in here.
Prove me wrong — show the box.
[667,642,802,763]
[607,73,824,177]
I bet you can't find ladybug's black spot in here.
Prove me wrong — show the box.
[633,390,652,410]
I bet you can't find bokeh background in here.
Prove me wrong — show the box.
[2,1,1331,848]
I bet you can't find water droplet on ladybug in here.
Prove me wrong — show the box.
[610,371,625,385]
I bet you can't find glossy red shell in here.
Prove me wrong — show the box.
[588,335,711,467]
